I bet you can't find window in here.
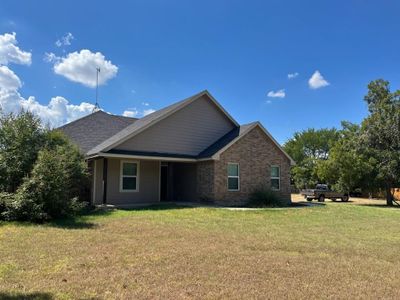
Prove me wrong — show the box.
[271,166,280,191]
[227,163,239,191]
[120,161,139,192]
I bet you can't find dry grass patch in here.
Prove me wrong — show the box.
[0,202,399,299]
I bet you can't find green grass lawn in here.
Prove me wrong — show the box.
[0,201,399,299]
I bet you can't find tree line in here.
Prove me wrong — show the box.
[284,79,400,206]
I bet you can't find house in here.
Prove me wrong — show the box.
[60,90,295,207]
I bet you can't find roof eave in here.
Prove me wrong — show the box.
[87,152,199,162]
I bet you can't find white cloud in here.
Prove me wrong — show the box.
[142,102,149,106]
[0,32,95,127]
[0,32,31,66]
[53,49,118,88]
[55,32,74,47]
[267,89,286,98]
[143,108,155,116]
[44,52,61,63]
[308,70,330,89]
[0,89,95,127]
[288,72,299,79]
[123,107,155,118]
[123,109,139,118]
[0,65,21,91]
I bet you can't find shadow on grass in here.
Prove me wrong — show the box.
[0,217,100,230]
[0,292,53,300]
[47,217,98,229]
[294,201,327,207]
[358,203,400,209]
[0,203,193,229]
[49,203,193,228]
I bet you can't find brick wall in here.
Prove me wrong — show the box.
[196,160,215,202]
[212,126,291,206]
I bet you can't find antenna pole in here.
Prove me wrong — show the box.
[93,67,101,112]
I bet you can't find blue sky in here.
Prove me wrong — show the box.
[0,1,399,144]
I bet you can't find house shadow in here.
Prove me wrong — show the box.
[0,291,54,300]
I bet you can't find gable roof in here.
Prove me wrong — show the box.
[58,110,137,153]
[58,91,294,165]
[199,122,295,165]
[86,90,239,156]
[197,123,256,158]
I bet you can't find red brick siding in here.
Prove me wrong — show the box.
[213,126,291,206]
[196,160,215,201]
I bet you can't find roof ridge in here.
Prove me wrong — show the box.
[57,110,139,130]
[57,110,106,129]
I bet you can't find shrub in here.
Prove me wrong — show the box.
[8,142,89,222]
[248,187,287,207]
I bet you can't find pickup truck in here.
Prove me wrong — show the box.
[301,184,349,202]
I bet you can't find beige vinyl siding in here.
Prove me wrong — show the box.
[106,158,160,205]
[114,95,236,156]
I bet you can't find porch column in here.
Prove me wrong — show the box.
[168,162,174,201]
[102,157,108,204]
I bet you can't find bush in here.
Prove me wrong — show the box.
[7,142,89,222]
[0,111,91,222]
[248,187,287,207]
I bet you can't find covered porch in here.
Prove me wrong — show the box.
[89,154,199,206]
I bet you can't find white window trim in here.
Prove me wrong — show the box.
[227,162,240,192]
[120,160,140,192]
[271,165,280,191]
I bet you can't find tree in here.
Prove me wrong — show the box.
[7,135,89,222]
[0,110,46,192]
[283,128,340,189]
[0,110,90,222]
[316,122,375,193]
[359,79,400,205]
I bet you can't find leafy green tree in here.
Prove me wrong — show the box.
[0,110,46,192]
[316,122,375,193]
[283,128,340,188]
[7,136,89,221]
[359,79,400,205]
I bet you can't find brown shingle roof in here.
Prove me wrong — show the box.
[58,111,137,154]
